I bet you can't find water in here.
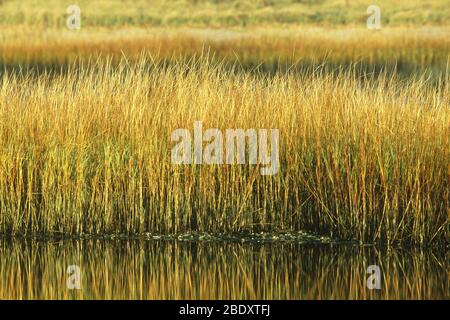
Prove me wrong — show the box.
[0,239,447,299]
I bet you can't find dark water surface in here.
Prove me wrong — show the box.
[0,239,447,299]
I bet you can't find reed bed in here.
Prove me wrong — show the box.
[0,57,448,245]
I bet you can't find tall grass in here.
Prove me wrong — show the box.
[0,57,448,245]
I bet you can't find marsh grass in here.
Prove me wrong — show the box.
[0,55,448,245]
[1,27,449,76]
[1,0,449,27]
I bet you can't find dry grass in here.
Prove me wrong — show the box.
[1,26,450,76]
[1,0,448,302]
[1,0,449,27]
[0,54,448,245]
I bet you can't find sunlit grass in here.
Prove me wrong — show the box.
[1,0,449,27]
[1,26,449,77]
[0,0,448,303]
[0,55,448,245]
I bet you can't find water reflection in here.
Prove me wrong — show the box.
[0,240,447,299]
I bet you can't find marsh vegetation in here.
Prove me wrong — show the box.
[1,55,448,245]
[0,0,448,300]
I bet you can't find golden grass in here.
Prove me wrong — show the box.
[0,55,448,245]
[1,0,449,27]
[1,26,450,74]
[1,0,448,302]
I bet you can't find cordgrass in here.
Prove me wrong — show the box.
[0,56,448,245]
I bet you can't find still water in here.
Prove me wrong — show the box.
[0,239,447,299]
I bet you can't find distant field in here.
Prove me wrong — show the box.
[0,0,449,27]
[1,26,449,79]
[1,0,449,75]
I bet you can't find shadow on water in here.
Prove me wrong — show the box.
[0,239,447,299]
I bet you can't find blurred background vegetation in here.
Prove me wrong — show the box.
[0,0,449,27]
